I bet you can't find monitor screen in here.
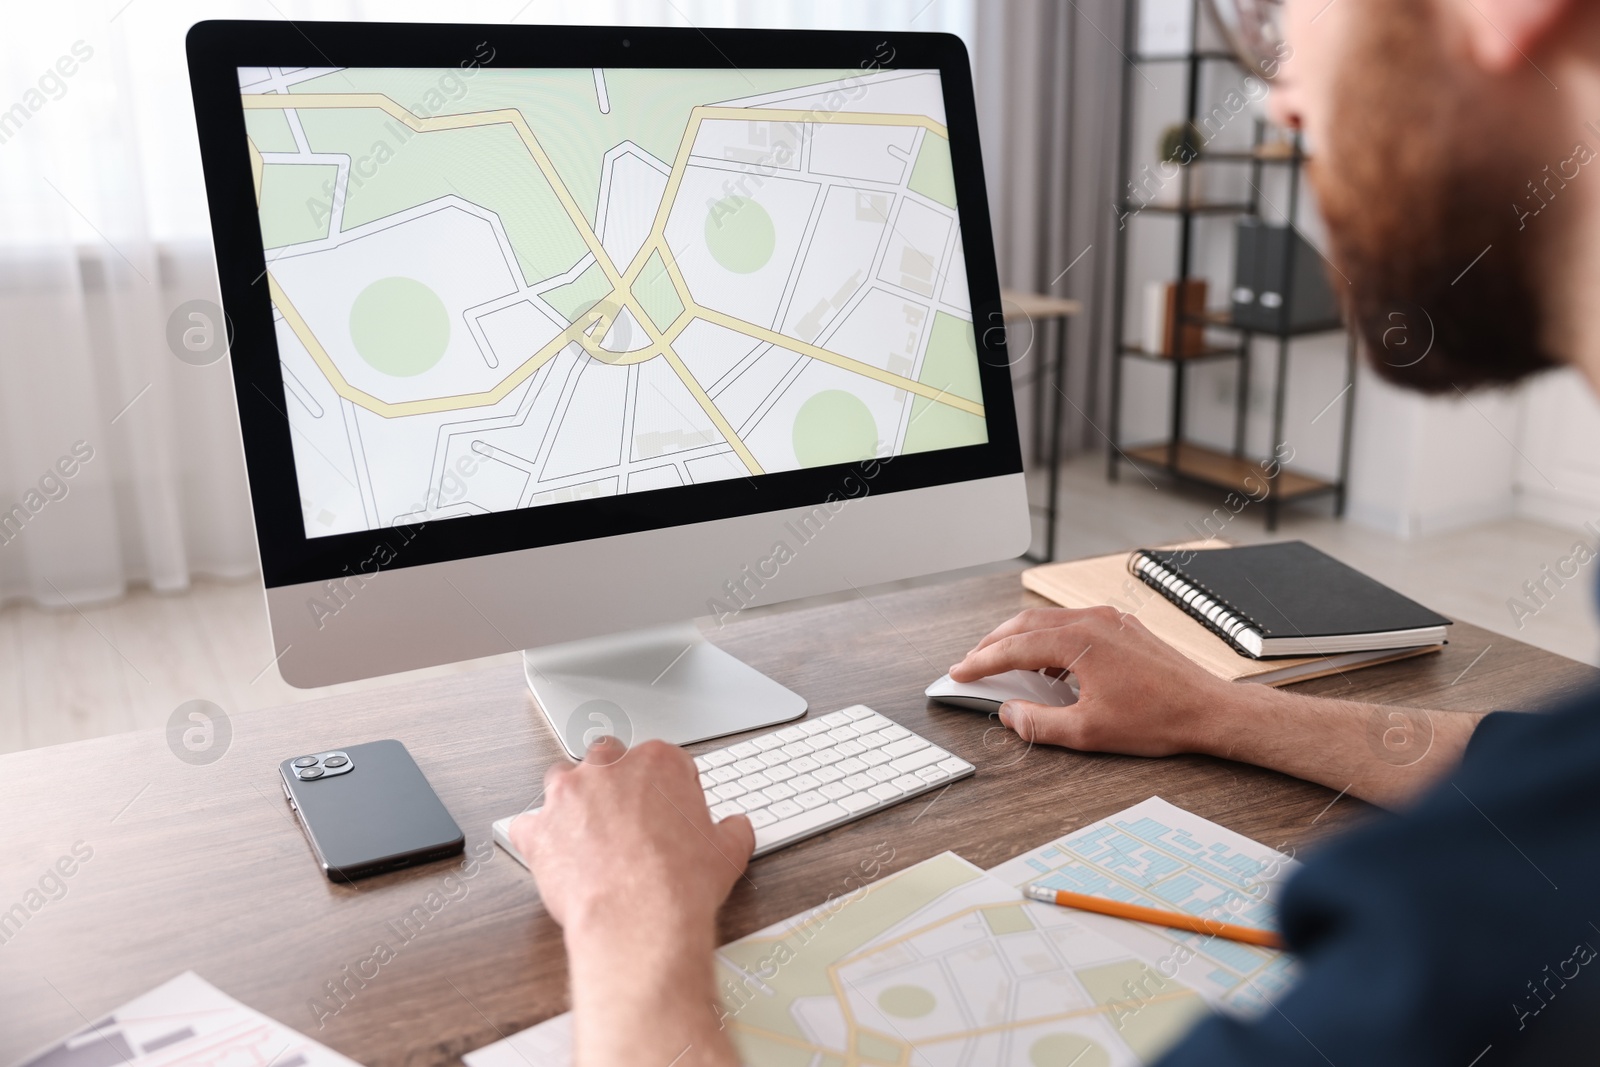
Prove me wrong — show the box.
[237,65,989,541]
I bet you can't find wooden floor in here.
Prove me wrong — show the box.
[2,451,1595,754]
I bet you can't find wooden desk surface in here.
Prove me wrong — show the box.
[2,571,1595,1066]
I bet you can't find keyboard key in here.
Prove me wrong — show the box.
[867,765,898,782]
[820,710,852,726]
[892,774,924,791]
[758,750,789,768]
[705,749,737,768]
[839,793,876,813]
[814,765,845,783]
[728,742,760,759]
[858,731,891,750]
[767,799,803,819]
[711,765,742,783]
[884,735,931,758]
[776,725,807,742]
[844,707,875,721]
[799,719,831,735]
[843,773,875,791]
[762,783,796,802]
[755,734,785,751]
[812,748,844,766]
[938,757,971,774]
[712,782,747,800]
[738,793,771,813]
[711,801,743,819]
[693,756,711,772]
[868,782,904,802]
[836,740,866,757]
[819,781,852,800]
[861,750,892,768]
[743,771,772,790]
[916,765,946,781]
[781,740,814,758]
[766,764,797,783]
[880,725,910,741]
[794,790,827,809]
[747,808,777,828]
[827,726,858,744]
[733,757,764,775]
[790,773,820,792]
[836,757,868,775]
[789,756,820,773]
[699,772,714,789]
[753,802,848,851]
[891,747,947,774]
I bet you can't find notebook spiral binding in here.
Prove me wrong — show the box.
[1129,551,1263,659]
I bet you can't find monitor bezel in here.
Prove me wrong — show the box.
[186,20,1023,591]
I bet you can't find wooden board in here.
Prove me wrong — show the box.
[1,572,1594,1067]
[1126,441,1331,499]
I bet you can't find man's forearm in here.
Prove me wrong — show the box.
[1189,685,1484,809]
[566,917,737,1067]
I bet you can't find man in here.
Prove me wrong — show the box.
[513,0,1600,1061]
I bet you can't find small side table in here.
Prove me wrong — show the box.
[1002,288,1082,563]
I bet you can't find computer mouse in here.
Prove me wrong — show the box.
[925,668,1078,713]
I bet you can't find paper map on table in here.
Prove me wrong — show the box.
[465,797,1298,1067]
[10,971,359,1067]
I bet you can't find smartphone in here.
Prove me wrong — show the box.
[279,739,464,881]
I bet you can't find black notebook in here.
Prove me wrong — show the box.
[1129,541,1451,659]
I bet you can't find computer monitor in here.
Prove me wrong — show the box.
[187,21,1029,757]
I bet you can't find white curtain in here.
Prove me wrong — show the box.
[0,0,976,609]
[974,0,1128,456]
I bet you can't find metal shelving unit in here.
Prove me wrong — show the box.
[1106,0,1357,531]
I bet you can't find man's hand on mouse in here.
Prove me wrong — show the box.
[948,606,1233,757]
[509,736,749,1066]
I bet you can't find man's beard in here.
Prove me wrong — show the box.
[1310,3,1561,393]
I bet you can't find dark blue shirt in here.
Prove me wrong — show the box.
[1158,697,1600,1065]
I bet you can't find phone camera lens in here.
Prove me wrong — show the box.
[298,767,324,779]
[323,755,348,768]
[293,756,318,768]
[622,38,630,47]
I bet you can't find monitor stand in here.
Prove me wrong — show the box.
[523,621,808,760]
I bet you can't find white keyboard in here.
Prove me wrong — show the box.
[492,705,975,865]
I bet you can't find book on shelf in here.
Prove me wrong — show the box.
[1142,278,1209,356]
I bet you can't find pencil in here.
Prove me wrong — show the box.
[1023,883,1284,949]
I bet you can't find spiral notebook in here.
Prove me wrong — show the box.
[1131,541,1451,658]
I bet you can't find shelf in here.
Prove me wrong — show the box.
[1183,308,1347,338]
[1133,50,1239,63]
[1195,145,1307,164]
[1125,442,1334,501]
[1118,342,1242,362]
[1122,201,1255,215]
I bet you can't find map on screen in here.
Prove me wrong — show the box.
[238,64,987,539]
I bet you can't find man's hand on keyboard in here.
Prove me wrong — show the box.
[510,736,747,1067]
[948,606,1231,757]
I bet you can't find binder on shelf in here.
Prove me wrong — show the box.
[1230,219,1343,333]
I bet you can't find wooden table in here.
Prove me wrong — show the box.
[3,571,1594,1066]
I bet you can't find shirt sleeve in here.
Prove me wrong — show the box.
[1153,701,1600,1066]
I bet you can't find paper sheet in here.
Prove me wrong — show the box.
[11,971,361,1067]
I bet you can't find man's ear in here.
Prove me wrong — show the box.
[1454,0,1570,73]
